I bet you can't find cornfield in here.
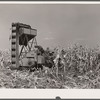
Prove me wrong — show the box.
[0,44,100,89]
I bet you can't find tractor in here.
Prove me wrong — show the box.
[10,22,54,71]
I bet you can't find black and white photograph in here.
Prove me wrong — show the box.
[1,2,100,90]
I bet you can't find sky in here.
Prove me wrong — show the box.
[0,4,100,50]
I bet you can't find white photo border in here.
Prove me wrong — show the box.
[0,1,100,99]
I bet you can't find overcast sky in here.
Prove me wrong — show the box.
[0,4,100,50]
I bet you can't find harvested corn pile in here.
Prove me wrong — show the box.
[0,44,100,88]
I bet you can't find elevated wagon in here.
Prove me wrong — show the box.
[11,22,38,69]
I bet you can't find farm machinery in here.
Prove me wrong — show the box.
[11,22,45,70]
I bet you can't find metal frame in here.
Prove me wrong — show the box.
[19,36,37,60]
[11,22,37,69]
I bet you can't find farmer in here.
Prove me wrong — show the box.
[53,52,63,75]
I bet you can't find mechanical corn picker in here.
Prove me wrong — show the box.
[11,22,38,69]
